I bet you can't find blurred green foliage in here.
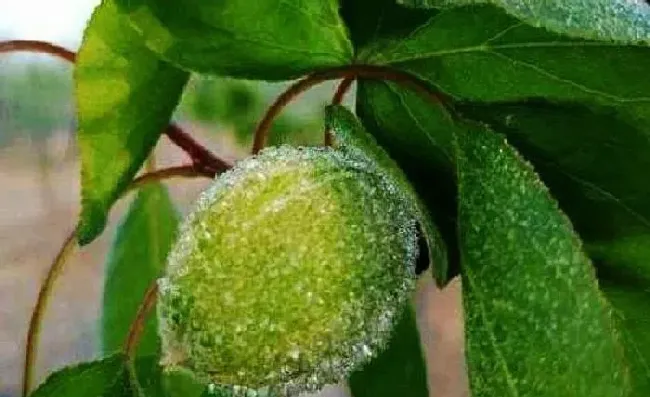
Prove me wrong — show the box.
[176,76,325,147]
[0,63,328,149]
[0,61,74,146]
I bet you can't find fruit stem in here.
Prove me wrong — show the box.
[0,40,75,63]
[22,165,214,396]
[324,77,356,146]
[251,64,456,154]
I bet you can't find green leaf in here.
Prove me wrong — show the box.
[455,123,628,396]
[356,81,460,280]
[325,104,448,283]
[102,182,179,356]
[113,0,353,80]
[459,101,650,281]
[29,354,132,397]
[600,276,650,396]
[360,5,650,115]
[75,0,189,245]
[397,0,650,44]
[355,5,650,278]
[340,0,436,49]
[348,304,428,397]
[458,102,650,394]
[29,355,167,397]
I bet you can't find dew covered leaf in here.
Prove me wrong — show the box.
[459,101,650,282]
[75,0,189,245]
[600,276,650,396]
[355,4,650,281]
[455,123,628,396]
[102,182,179,356]
[355,81,461,282]
[396,0,650,44]
[348,304,428,397]
[359,5,650,113]
[459,101,650,394]
[325,104,447,283]
[112,0,353,80]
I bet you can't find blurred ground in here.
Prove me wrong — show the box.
[0,125,467,397]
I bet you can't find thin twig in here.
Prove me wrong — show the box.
[123,282,159,359]
[0,40,75,63]
[164,124,233,175]
[324,77,356,146]
[21,164,218,396]
[22,230,77,397]
[251,64,455,154]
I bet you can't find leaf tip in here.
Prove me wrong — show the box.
[77,205,108,246]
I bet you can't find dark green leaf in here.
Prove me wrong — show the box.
[348,304,428,397]
[359,5,650,118]
[356,81,460,282]
[113,0,353,80]
[28,354,132,397]
[397,0,650,44]
[355,4,650,279]
[103,182,179,356]
[458,101,650,395]
[341,0,436,49]
[455,123,628,396]
[29,355,168,397]
[325,104,448,282]
[459,101,650,279]
[600,276,650,396]
[75,0,189,245]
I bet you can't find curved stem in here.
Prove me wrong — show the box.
[251,65,455,154]
[21,164,218,396]
[0,40,75,63]
[123,281,159,359]
[324,77,356,146]
[22,230,77,397]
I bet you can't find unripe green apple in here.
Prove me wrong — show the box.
[158,145,419,396]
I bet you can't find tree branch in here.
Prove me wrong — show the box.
[164,124,234,176]
[0,40,75,63]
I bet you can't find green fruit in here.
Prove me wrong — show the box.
[158,145,419,395]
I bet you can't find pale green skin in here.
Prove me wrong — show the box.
[158,146,418,395]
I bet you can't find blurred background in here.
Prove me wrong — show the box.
[0,1,466,396]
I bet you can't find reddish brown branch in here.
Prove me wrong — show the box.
[251,65,455,154]
[324,77,356,146]
[23,230,77,396]
[164,124,233,176]
[123,281,159,359]
[0,40,75,63]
